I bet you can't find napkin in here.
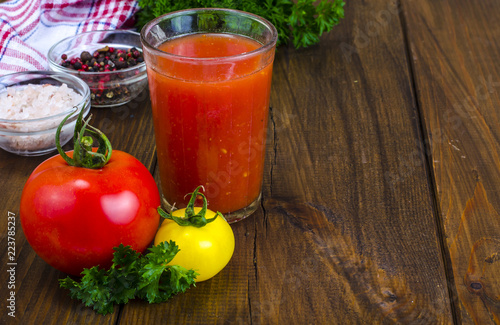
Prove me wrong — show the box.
[0,0,140,76]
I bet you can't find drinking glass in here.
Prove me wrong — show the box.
[141,8,277,223]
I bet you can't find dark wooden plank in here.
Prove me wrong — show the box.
[248,0,453,322]
[120,0,453,323]
[0,89,156,324]
[402,0,500,323]
[90,89,156,167]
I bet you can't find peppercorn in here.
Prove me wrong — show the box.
[80,51,92,62]
[115,60,128,69]
[58,45,145,106]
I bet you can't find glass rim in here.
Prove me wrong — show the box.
[140,8,278,62]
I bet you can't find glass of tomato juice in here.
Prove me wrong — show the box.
[140,9,278,223]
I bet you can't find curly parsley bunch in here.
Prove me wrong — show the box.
[136,0,345,48]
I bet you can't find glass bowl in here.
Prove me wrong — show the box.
[47,30,147,108]
[0,71,91,156]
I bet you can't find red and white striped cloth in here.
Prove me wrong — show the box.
[0,0,140,76]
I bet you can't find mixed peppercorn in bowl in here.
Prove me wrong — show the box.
[47,30,148,107]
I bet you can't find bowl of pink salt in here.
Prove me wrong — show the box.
[0,71,91,156]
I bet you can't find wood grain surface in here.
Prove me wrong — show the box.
[402,0,500,323]
[1,0,500,324]
[120,0,452,322]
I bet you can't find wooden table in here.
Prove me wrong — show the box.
[2,0,500,323]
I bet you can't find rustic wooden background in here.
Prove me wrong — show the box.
[1,0,500,323]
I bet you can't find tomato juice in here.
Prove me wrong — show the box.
[146,33,275,216]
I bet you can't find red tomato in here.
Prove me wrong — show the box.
[20,150,160,276]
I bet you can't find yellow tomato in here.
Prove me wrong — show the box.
[154,207,235,282]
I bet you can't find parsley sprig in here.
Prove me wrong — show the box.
[136,0,345,49]
[59,241,197,315]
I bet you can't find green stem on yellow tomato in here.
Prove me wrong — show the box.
[158,186,218,228]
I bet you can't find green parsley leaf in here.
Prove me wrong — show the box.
[59,241,197,315]
[106,244,142,305]
[60,267,115,315]
[136,0,345,49]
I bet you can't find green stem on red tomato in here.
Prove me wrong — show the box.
[55,105,112,169]
[158,186,218,228]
